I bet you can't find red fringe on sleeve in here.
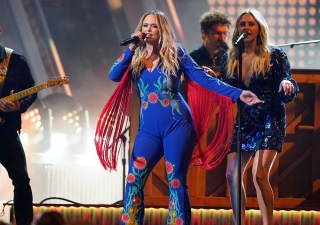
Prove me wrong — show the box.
[94,66,132,171]
[95,65,234,171]
[186,78,234,170]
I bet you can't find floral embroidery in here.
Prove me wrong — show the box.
[138,76,182,118]
[134,157,147,170]
[148,92,158,103]
[121,214,130,223]
[138,80,149,99]
[122,188,140,224]
[166,160,184,225]
[171,179,181,189]
[141,101,148,109]
[117,54,124,61]
[129,156,148,189]
[135,197,142,206]
[110,53,124,72]
[161,98,170,107]
[175,218,184,225]
[166,162,174,174]
[122,156,149,224]
[170,99,182,116]
[127,173,135,183]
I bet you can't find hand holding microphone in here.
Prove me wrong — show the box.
[120,36,140,46]
[120,32,146,51]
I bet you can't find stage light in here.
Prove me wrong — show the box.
[288,7,296,16]
[279,28,286,37]
[238,0,245,5]
[107,0,122,10]
[309,18,316,26]
[227,7,236,16]
[21,99,51,153]
[267,7,276,17]
[278,17,286,27]
[288,27,295,35]
[278,7,286,15]
[309,7,316,16]
[41,93,89,155]
[288,18,296,26]
[309,51,315,57]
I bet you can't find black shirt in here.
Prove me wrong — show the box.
[190,45,213,67]
[189,44,228,69]
[0,44,37,132]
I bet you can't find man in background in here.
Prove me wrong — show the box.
[180,10,231,100]
[190,10,231,70]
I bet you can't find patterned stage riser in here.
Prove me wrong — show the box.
[5,205,320,225]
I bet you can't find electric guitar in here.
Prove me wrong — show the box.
[0,77,69,125]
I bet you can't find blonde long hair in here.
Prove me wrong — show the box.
[131,11,180,78]
[226,9,271,77]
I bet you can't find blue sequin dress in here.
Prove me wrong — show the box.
[220,46,298,152]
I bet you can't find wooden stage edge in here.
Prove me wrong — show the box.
[2,204,320,225]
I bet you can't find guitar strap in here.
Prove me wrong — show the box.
[0,47,13,94]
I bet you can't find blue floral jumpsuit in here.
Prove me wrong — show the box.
[109,47,242,225]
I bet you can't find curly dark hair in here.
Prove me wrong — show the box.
[200,10,231,34]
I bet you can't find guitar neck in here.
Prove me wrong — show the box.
[2,83,47,101]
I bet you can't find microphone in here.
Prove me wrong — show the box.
[234,31,248,46]
[120,36,140,46]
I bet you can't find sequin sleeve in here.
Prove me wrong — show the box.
[272,47,299,103]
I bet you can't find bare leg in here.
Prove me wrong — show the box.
[252,150,277,225]
[226,151,254,225]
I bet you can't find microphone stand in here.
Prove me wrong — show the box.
[236,43,244,225]
[112,126,129,205]
[120,127,130,204]
[276,39,320,48]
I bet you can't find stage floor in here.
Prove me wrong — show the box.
[2,204,320,225]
